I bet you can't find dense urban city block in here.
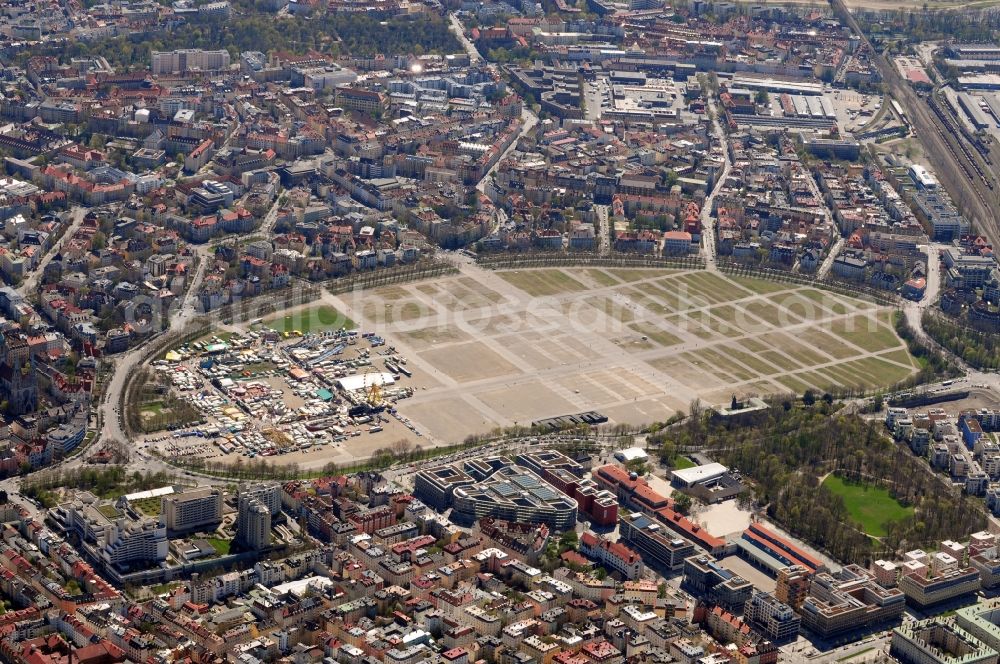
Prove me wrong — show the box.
[0,0,993,663]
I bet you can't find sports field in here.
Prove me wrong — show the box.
[822,474,914,537]
[329,265,918,443]
[263,305,355,333]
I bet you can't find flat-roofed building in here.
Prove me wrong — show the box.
[160,487,223,535]
[737,523,825,575]
[776,565,811,610]
[451,466,578,531]
[891,618,998,664]
[956,603,1000,653]
[743,591,801,643]
[414,465,475,510]
[800,565,906,639]
[898,566,981,609]
[682,553,753,611]
[103,518,168,568]
[671,463,728,488]
[151,49,230,75]
[971,548,1000,589]
[620,511,695,574]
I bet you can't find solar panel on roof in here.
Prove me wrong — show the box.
[533,487,558,500]
[494,483,519,498]
[709,562,734,580]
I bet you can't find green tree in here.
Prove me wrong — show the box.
[672,492,693,515]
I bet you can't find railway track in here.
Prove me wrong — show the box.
[927,94,994,193]
[829,0,1000,242]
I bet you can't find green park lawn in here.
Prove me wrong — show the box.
[264,305,355,334]
[822,474,913,537]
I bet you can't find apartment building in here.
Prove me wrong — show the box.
[450,466,578,531]
[414,465,475,510]
[579,532,644,580]
[682,554,753,611]
[620,512,695,574]
[956,603,1000,654]
[743,591,800,643]
[898,566,981,609]
[236,495,271,551]
[890,618,997,664]
[775,565,811,610]
[160,488,223,535]
[102,518,169,568]
[240,483,282,516]
[151,49,231,75]
[799,565,906,639]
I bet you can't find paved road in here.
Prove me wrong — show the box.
[902,243,942,345]
[817,236,846,279]
[477,105,538,196]
[448,10,539,208]
[19,206,89,296]
[448,12,482,64]
[476,105,538,236]
[700,96,729,271]
[258,196,285,236]
[594,204,611,255]
[92,242,216,463]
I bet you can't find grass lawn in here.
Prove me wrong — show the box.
[838,647,875,662]
[497,269,588,297]
[150,582,182,596]
[582,269,622,287]
[671,273,723,306]
[673,456,696,470]
[207,538,232,555]
[829,315,901,353]
[265,305,355,334]
[797,288,856,316]
[733,276,795,295]
[833,358,913,389]
[140,401,165,416]
[589,297,636,323]
[698,348,754,381]
[229,361,278,379]
[743,300,795,327]
[198,330,235,344]
[609,268,676,282]
[758,349,802,372]
[726,348,779,376]
[778,375,816,394]
[687,271,751,301]
[628,322,682,348]
[822,474,913,537]
[98,504,122,519]
[132,497,161,517]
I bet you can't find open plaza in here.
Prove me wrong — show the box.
[326,265,918,444]
[136,264,918,468]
